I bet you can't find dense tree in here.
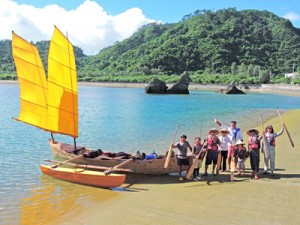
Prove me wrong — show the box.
[1,8,300,84]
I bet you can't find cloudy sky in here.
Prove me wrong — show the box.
[1,0,300,55]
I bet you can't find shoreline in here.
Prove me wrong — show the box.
[56,108,300,225]
[2,80,300,96]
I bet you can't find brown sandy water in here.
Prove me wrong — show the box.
[36,109,300,225]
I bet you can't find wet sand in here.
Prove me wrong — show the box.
[58,109,300,225]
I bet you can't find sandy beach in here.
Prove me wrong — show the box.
[2,80,300,96]
[55,109,299,225]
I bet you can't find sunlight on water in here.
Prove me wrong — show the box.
[0,83,300,224]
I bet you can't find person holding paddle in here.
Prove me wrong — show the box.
[262,124,285,176]
[171,134,192,181]
[247,128,262,180]
[218,128,232,172]
[203,128,221,176]
[192,137,204,181]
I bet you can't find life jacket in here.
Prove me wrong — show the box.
[248,136,260,149]
[207,136,219,151]
[267,133,276,146]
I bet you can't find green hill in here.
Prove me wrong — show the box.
[1,8,300,84]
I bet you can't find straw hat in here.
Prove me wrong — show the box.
[219,128,230,135]
[235,140,245,145]
[208,128,219,135]
[246,128,259,136]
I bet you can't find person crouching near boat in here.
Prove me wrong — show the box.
[218,128,232,172]
[192,137,204,181]
[262,124,285,176]
[203,128,221,176]
[247,128,262,180]
[171,134,192,181]
[234,140,247,176]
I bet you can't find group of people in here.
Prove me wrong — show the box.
[171,119,285,181]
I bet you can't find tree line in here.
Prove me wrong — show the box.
[1,8,300,84]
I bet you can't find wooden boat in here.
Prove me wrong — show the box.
[49,140,193,175]
[12,27,190,176]
[40,164,126,188]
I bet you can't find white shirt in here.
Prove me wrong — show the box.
[218,135,232,151]
[220,124,243,143]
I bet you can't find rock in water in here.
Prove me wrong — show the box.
[166,74,192,94]
[217,85,246,94]
[145,78,168,94]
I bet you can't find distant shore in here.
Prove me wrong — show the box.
[2,80,300,96]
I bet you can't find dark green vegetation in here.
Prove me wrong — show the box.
[1,8,300,84]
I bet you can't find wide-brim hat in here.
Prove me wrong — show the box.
[219,128,230,134]
[246,128,259,136]
[235,140,245,145]
[208,128,219,135]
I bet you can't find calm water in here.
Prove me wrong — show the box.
[1,83,300,224]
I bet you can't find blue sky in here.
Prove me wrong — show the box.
[2,0,300,55]
[13,0,300,25]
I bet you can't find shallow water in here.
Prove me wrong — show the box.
[0,83,299,224]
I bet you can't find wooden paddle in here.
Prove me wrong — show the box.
[260,114,270,158]
[276,107,294,147]
[216,138,223,175]
[164,124,179,169]
[230,139,235,182]
[186,141,206,179]
[51,155,83,168]
[45,159,132,173]
[104,158,133,175]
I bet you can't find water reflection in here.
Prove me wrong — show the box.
[20,175,121,225]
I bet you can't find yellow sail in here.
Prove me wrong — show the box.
[11,32,49,131]
[47,26,78,138]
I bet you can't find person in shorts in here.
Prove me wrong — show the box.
[203,128,221,176]
[172,134,192,180]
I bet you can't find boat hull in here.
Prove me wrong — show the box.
[49,140,193,175]
[40,164,126,188]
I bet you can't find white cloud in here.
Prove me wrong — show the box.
[283,11,300,22]
[0,0,156,55]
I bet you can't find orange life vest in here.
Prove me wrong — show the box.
[207,136,219,151]
[248,136,260,149]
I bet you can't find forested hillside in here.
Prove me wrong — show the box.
[0,39,86,80]
[1,8,300,84]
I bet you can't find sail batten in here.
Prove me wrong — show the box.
[47,26,78,138]
[12,32,49,131]
[12,27,79,139]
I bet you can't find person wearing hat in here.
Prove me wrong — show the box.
[234,140,247,176]
[192,137,204,181]
[247,128,262,179]
[203,128,221,176]
[214,119,243,142]
[171,134,192,181]
[218,128,232,172]
[262,124,285,176]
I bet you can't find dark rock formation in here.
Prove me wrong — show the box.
[166,74,192,94]
[145,78,168,94]
[217,84,246,94]
[145,73,192,94]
